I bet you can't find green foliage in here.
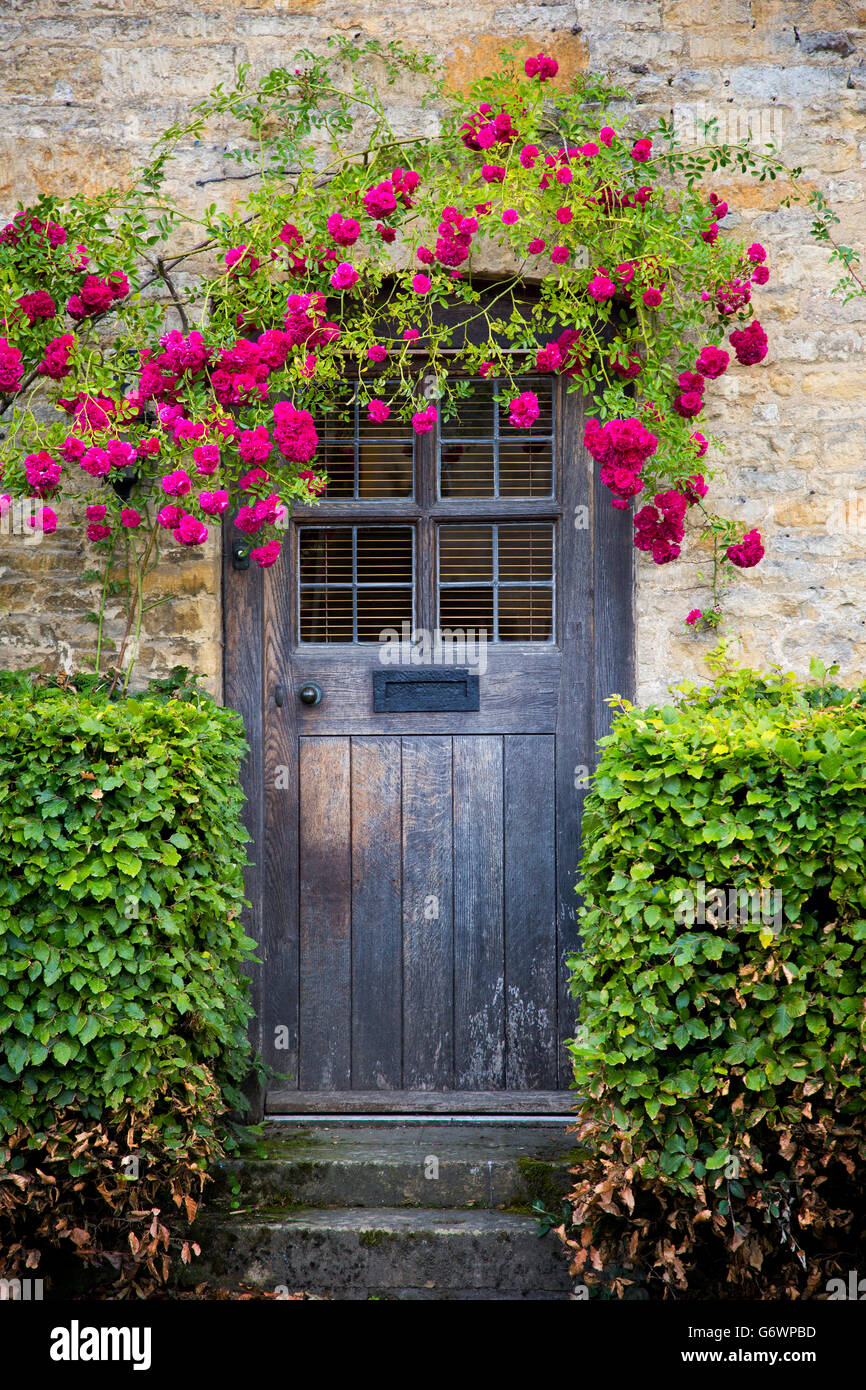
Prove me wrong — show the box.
[563,664,866,1297]
[0,680,257,1287]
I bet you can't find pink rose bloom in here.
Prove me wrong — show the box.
[367,400,391,424]
[588,274,616,301]
[642,288,662,308]
[752,265,770,285]
[29,506,57,534]
[691,432,709,458]
[367,344,388,362]
[673,391,704,419]
[501,210,519,225]
[157,504,184,529]
[412,273,431,294]
[86,504,107,522]
[199,490,229,515]
[685,609,702,626]
[509,391,540,429]
[412,406,437,434]
[631,138,653,162]
[599,126,615,146]
[193,443,221,475]
[729,320,768,366]
[239,467,270,492]
[747,243,767,264]
[251,540,282,568]
[235,505,263,536]
[696,345,730,379]
[120,508,142,528]
[80,447,111,478]
[528,237,546,254]
[330,262,359,291]
[327,213,361,246]
[161,469,192,496]
[87,522,112,542]
[238,428,273,466]
[524,53,558,81]
[551,245,570,265]
[403,329,420,342]
[726,528,764,568]
[173,515,209,545]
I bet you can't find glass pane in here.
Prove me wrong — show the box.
[299,527,353,585]
[357,587,414,643]
[356,527,413,585]
[498,525,554,582]
[439,526,493,582]
[300,587,354,643]
[498,440,553,498]
[441,382,496,437]
[498,588,553,642]
[439,586,494,635]
[440,442,495,497]
[357,437,414,498]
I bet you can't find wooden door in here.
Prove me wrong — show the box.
[224,372,633,1113]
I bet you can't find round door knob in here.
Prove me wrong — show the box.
[298,682,322,706]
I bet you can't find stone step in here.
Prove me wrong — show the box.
[212,1121,579,1212]
[199,1206,575,1300]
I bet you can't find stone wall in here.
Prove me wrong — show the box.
[1,0,864,702]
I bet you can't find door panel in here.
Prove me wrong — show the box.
[504,735,557,1089]
[294,732,561,1092]
[402,736,453,1090]
[350,736,402,1089]
[298,737,351,1090]
[453,736,505,1089]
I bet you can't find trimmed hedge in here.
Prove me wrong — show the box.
[0,676,257,1289]
[564,663,866,1298]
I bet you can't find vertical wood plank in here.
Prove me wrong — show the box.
[593,447,636,746]
[453,736,505,1089]
[555,386,594,1090]
[299,737,352,1089]
[351,737,403,1088]
[402,736,454,1089]
[262,559,300,1090]
[222,523,265,1116]
[504,734,557,1089]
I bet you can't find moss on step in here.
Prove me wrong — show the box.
[515,1149,582,1208]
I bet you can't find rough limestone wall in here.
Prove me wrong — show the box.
[0,1,864,701]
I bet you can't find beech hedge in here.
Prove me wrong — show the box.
[563,662,866,1298]
[0,675,257,1290]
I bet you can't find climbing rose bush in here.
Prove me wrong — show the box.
[0,36,853,677]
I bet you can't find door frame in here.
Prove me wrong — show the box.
[222,386,635,1116]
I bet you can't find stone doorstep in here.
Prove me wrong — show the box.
[210,1121,581,1211]
[198,1122,580,1300]
[200,1207,575,1300]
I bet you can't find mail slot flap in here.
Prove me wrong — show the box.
[372,668,480,712]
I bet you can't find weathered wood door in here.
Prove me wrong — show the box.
[224,372,633,1112]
